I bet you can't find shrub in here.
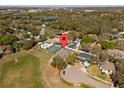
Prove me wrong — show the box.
[81,36,95,44]
[100,40,115,49]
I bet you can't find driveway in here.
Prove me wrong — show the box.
[61,68,111,88]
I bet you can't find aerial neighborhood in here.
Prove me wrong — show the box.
[0,7,124,88]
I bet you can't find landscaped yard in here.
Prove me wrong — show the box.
[0,54,42,88]
[87,65,112,83]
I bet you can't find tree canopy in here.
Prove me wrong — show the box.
[51,56,67,70]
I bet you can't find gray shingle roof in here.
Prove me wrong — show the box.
[100,62,115,72]
[76,53,92,62]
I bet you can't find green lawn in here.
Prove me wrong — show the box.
[80,83,93,88]
[87,65,112,83]
[0,54,42,88]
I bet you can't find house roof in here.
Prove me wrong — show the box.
[79,53,92,59]
[100,62,115,71]
[76,53,92,62]
[113,33,122,39]
[107,49,124,59]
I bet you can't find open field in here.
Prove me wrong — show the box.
[0,54,42,88]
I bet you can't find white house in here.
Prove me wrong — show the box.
[100,61,115,76]
[41,43,53,49]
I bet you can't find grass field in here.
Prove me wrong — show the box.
[0,54,42,88]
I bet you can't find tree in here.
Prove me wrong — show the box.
[51,56,67,70]
[113,61,124,88]
[0,34,17,45]
[66,52,78,65]
[39,35,47,42]
[80,43,91,52]
[23,39,35,50]
[91,44,102,63]
[68,31,80,40]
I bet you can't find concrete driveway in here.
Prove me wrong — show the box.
[60,68,111,88]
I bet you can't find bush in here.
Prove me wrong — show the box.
[23,39,35,50]
[81,36,95,44]
[99,40,115,49]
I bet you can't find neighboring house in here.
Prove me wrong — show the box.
[107,49,124,60]
[109,31,122,40]
[41,42,53,49]
[42,16,57,22]
[40,38,59,49]
[119,31,124,35]
[100,61,115,76]
[41,24,46,28]
[112,33,122,40]
[76,53,92,68]
[34,35,40,41]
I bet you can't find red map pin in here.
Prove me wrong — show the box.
[59,33,68,49]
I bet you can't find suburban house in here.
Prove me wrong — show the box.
[76,52,92,68]
[41,42,53,49]
[40,38,59,49]
[99,61,115,76]
[42,16,57,22]
[107,49,124,60]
